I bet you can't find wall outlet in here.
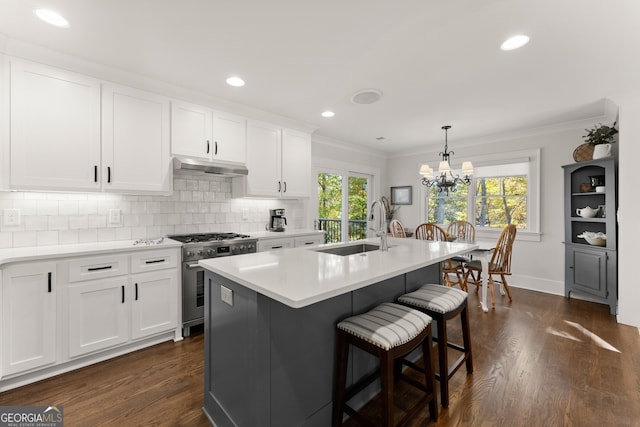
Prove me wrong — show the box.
[108,209,121,224]
[221,285,233,306]
[3,208,21,226]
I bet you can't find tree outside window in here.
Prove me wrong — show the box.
[475,176,527,229]
[426,175,528,229]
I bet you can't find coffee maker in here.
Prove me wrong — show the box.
[269,209,287,232]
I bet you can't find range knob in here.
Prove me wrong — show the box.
[186,250,194,258]
[206,248,215,257]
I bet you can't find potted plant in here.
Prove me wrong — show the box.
[583,122,618,159]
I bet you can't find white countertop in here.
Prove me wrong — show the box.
[248,229,324,240]
[0,238,182,266]
[199,237,478,308]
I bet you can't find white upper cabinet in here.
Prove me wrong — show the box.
[281,128,311,198]
[171,100,246,164]
[10,60,101,191]
[102,83,171,193]
[212,110,246,164]
[233,121,311,198]
[8,59,171,194]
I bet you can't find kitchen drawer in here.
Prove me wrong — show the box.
[257,238,293,252]
[294,235,324,247]
[130,249,179,274]
[68,255,130,282]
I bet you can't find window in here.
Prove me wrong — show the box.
[422,149,540,240]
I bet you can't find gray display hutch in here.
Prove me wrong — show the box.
[563,157,617,314]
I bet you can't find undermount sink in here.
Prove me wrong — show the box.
[313,243,381,256]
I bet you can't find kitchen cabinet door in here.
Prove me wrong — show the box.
[67,277,130,358]
[243,120,282,197]
[130,270,178,340]
[171,100,211,159]
[102,83,171,193]
[2,262,57,376]
[212,110,246,164]
[281,128,311,198]
[10,60,101,191]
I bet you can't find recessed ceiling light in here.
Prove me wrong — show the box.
[500,35,530,51]
[226,76,245,87]
[321,111,335,118]
[34,9,70,28]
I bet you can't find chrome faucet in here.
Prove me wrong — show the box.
[369,199,389,251]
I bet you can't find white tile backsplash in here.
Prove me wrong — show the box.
[0,171,306,248]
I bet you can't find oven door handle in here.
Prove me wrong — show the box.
[186,263,203,270]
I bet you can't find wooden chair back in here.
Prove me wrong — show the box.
[389,219,406,238]
[489,224,517,274]
[447,220,475,241]
[414,223,446,241]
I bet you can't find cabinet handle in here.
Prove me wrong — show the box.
[135,283,138,301]
[272,245,283,249]
[278,181,281,192]
[215,141,218,155]
[48,272,52,293]
[107,166,111,183]
[121,285,125,303]
[88,265,113,271]
[283,181,287,193]
[206,140,210,154]
[94,165,98,183]
[145,259,165,264]
[303,241,314,245]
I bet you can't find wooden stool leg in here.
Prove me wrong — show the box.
[422,331,438,421]
[461,305,473,373]
[435,316,450,408]
[332,332,348,427]
[381,353,394,427]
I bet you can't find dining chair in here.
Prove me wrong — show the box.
[463,224,517,307]
[389,219,406,238]
[447,220,475,241]
[447,220,477,282]
[414,223,466,290]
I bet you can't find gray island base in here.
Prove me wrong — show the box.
[203,265,440,426]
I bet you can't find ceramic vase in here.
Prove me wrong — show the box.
[592,143,612,159]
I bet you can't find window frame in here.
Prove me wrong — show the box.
[420,148,541,242]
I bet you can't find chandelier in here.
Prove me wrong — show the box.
[419,125,474,194]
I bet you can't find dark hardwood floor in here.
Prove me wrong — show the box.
[1,287,639,426]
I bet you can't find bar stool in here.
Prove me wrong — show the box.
[332,302,438,426]
[397,284,473,408]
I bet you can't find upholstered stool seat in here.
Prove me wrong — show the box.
[332,303,438,426]
[398,284,473,408]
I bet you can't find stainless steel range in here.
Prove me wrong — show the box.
[168,232,257,336]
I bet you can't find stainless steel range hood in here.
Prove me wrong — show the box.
[173,157,248,176]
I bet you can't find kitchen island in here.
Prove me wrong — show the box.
[199,237,477,426]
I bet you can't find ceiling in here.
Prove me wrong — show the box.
[0,0,638,153]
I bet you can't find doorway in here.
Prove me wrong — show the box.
[317,171,371,243]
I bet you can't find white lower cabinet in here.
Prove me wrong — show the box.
[68,277,130,358]
[1,262,57,376]
[131,270,178,340]
[0,246,180,389]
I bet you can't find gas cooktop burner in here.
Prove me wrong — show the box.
[168,232,251,244]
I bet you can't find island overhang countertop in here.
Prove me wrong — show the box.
[199,237,478,308]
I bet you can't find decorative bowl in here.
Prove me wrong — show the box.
[577,232,606,246]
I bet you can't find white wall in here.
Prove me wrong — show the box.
[387,122,609,297]
[0,170,306,248]
[616,98,640,328]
